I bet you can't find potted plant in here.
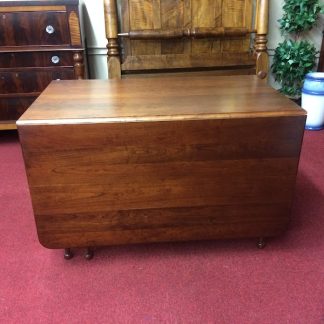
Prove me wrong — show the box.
[271,0,323,100]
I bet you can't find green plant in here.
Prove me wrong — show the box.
[272,40,317,97]
[271,0,323,98]
[279,0,322,34]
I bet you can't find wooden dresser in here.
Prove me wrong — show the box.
[0,0,84,130]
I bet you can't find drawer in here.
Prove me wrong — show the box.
[0,52,74,68]
[0,96,37,120]
[0,69,75,93]
[0,11,70,46]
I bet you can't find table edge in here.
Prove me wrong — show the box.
[16,110,307,126]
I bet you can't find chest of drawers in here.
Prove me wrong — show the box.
[0,0,84,130]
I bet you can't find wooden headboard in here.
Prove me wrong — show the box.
[104,0,269,79]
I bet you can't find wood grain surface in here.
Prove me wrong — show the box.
[17,76,306,249]
[105,0,268,77]
[0,1,78,6]
[18,76,305,123]
[0,12,70,46]
[0,0,84,129]
[0,6,66,12]
[68,11,81,46]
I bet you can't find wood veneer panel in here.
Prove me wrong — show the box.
[183,0,192,54]
[68,11,81,46]
[0,1,77,6]
[117,0,130,63]
[0,69,74,93]
[0,121,17,130]
[18,76,306,122]
[0,12,70,46]
[19,118,304,154]
[161,0,184,54]
[222,0,250,52]
[36,204,290,248]
[0,97,37,120]
[0,6,66,12]
[0,0,84,127]
[19,114,304,248]
[129,0,161,55]
[0,51,74,68]
[122,52,255,71]
[120,0,255,72]
[192,0,222,54]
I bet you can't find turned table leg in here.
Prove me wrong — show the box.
[85,248,94,260]
[64,248,73,260]
[257,237,266,249]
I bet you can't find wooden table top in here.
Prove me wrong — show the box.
[18,75,306,125]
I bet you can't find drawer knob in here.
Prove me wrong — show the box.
[51,56,60,64]
[46,25,55,34]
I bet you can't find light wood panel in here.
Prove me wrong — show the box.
[129,0,161,55]
[0,121,16,130]
[222,0,251,52]
[68,11,81,46]
[0,6,65,12]
[191,0,221,54]
[161,0,184,54]
[108,0,261,74]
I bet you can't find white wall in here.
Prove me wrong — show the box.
[80,0,324,86]
[80,0,108,79]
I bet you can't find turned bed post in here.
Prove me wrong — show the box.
[255,0,269,79]
[104,0,121,79]
[73,51,85,79]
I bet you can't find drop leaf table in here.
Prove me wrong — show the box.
[17,75,306,259]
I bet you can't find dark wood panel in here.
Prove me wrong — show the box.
[36,204,291,248]
[19,117,305,154]
[0,1,77,6]
[25,158,299,186]
[24,145,299,172]
[122,68,256,78]
[0,46,83,53]
[0,51,74,68]
[37,204,291,234]
[38,221,289,249]
[29,170,296,215]
[0,96,37,120]
[0,68,75,93]
[0,11,70,46]
[0,0,84,129]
